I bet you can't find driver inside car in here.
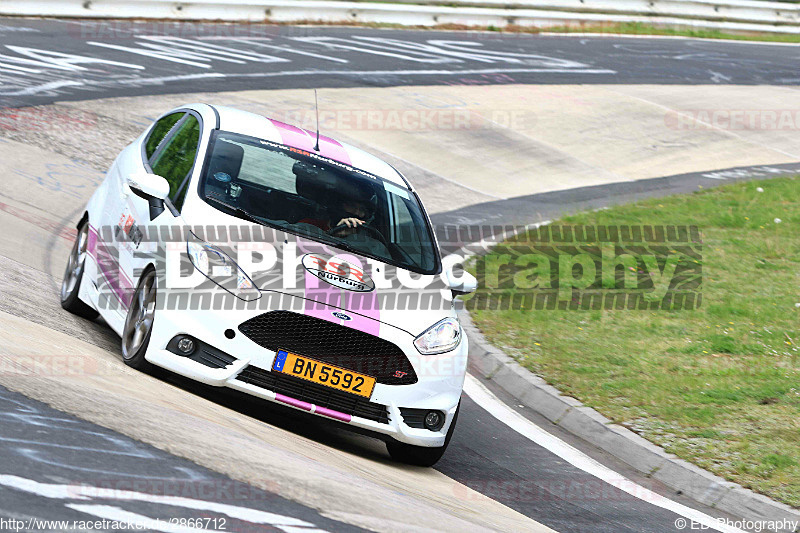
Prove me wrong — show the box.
[300,184,376,236]
[330,194,374,235]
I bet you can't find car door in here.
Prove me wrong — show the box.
[93,112,185,318]
[119,111,202,305]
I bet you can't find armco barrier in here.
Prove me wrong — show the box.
[396,0,800,25]
[2,0,800,34]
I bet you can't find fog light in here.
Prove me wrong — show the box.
[424,411,444,431]
[177,337,195,354]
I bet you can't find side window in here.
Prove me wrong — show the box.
[390,192,423,261]
[150,115,201,210]
[145,113,184,160]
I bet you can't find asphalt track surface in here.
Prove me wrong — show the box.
[1,17,800,110]
[1,16,796,533]
[0,386,363,533]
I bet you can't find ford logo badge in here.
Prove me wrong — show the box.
[332,312,352,321]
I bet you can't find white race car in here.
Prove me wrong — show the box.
[60,103,477,466]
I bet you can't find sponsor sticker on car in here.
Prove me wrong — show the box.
[302,254,375,292]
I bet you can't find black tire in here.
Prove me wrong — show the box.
[386,402,460,467]
[60,219,99,320]
[121,268,157,372]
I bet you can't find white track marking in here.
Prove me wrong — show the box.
[0,67,614,97]
[463,375,746,533]
[66,505,206,533]
[0,60,41,74]
[112,73,227,85]
[4,46,144,71]
[289,36,456,63]
[210,38,350,64]
[0,475,320,529]
[137,36,291,65]
[227,67,616,77]
[0,80,84,96]
[87,41,213,68]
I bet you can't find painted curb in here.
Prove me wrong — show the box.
[460,310,800,532]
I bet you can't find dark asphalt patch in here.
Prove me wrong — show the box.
[0,385,364,532]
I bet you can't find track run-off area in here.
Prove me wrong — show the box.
[0,17,799,533]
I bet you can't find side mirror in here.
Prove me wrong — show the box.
[445,268,477,297]
[127,173,171,220]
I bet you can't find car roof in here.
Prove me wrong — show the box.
[190,104,411,190]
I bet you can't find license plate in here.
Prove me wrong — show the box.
[272,350,376,399]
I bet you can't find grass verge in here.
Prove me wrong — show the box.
[534,22,800,43]
[281,20,800,45]
[469,176,800,506]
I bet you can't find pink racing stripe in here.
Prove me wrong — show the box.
[269,118,352,165]
[87,225,98,256]
[269,119,314,151]
[314,406,352,423]
[312,133,351,166]
[275,393,313,411]
[341,293,380,337]
[336,254,380,337]
[275,393,352,423]
[90,224,135,308]
[96,241,132,308]
[304,269,341,324]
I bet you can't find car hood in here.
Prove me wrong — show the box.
[180,210,454,338]
[257,236,454,338]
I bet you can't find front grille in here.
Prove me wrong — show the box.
[192,347,236,369]
[238,310,417,385]
[237,365,390,424]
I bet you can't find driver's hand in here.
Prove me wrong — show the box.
[336,217,365,228]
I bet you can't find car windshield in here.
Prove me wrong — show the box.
[199,131,439,274]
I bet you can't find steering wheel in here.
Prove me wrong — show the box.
[328,222,388,246]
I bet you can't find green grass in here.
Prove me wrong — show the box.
[269,18,800,44]
[537,22,800,43]
[469,177,800,507]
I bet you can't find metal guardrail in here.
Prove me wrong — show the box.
[396,0,800,24]
[2,0,800,33]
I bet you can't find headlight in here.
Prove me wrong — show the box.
[414,317,461,355]
[187,232,260,301]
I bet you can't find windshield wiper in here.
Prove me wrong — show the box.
[325,237,362,255]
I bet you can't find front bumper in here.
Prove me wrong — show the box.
[144,307,468,447]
